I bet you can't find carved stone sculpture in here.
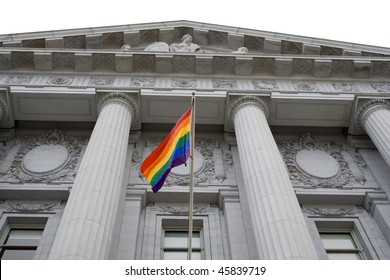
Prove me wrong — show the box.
[232,47,248,54]
[144,42,169,52]
[169,34,201,52]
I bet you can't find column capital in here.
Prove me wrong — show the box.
[350,97,390,135]
[225,93,270,132]
[96,90,141,130]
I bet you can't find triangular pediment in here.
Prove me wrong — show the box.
[1,20,390,56]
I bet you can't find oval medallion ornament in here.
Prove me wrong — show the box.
[22,144,69,175]
[295,149,340,179]
[171,149,204,176]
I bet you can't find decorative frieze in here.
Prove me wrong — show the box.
[2,73,390,98]
[5,201,58,213]
[171,79,196,88]
[213,80,236,89]
[130,77,155,87]
[370,83,390,93]
[252,80,278,90]
[89,77,115,86]
[5,75,32,84]
[47,76,74,85]
[158,205,208,215]
[332,82,360,92]
[293,82,318,91]
[303,207,358,217]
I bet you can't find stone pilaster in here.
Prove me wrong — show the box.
[0,88,14,128]
[49,92,137,259]
[230,95,318,259]
[359,99,390,167]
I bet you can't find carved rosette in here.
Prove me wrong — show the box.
[2,130,88,183]
[351,97,390,135]
[225,94,269,132]
[278,134,366,188]
[96,91,140,130]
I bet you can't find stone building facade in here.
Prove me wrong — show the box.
[0,21,390,260]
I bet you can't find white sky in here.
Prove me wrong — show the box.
[1,0,389,48]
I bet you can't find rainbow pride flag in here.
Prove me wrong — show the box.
[141,107,192,192]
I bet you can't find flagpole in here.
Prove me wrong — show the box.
[187,92,196,260]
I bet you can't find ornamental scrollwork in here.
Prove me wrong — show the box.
[48,76,74,85]
[1,130,88,183]
[303,207,357,217]
[278,134,366,188]
[158,206,207,215]
[6,202,58,213]
[252,80,278,90]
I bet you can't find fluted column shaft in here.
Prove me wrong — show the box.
[49,94,133,259]
[361,105,390,167]
[233,101,318,259]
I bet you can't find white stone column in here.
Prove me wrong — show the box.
[360,100,390,167]
[49,92,136,259]
[230,95,318,259]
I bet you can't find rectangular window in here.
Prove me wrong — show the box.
[162,229,204,260]
[0,226,44,260]
[319,232,363,260]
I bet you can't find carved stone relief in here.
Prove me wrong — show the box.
[158,205,208,215]
[89,77,115,86]
[5,201,59,213]
[47,76,74,85]
[213,80,236,89]
[278,134,367,188]
[130,78,155,87]
[370,83,390,93]
[5,75,32,84]
[302,206,359,217]
[1,130,88,183]
[132,138,234,187]
[172,79,196,88]
[293,82,318,91]
[252,80,278,90]
[332,82,360,92]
